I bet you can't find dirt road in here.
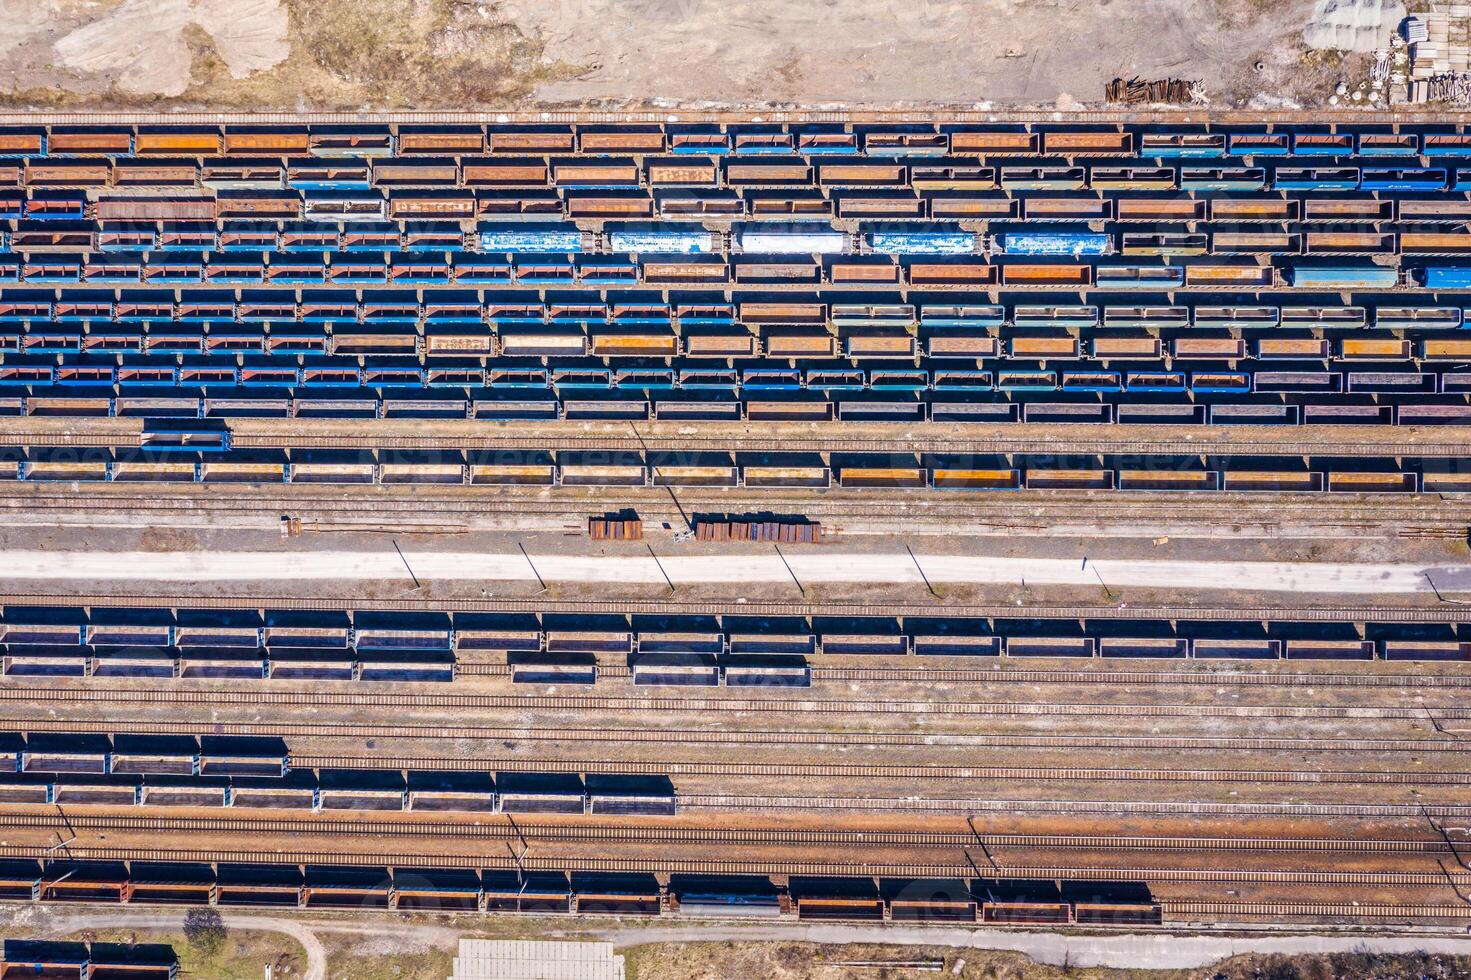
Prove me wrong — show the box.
[594,922,1471,969]
[0,907,326,980]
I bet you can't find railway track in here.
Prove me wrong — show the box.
[0,812,1460,855]
[759,666,1471,687]
[1165,900,1471,921]
[684,796,1471,820]
[287,754,1471,785]
[0,591,1460,623]
[215,435,1471,458]
[469,663,1471,690]
[6,841,1470,886]
[2,685,1469,720]
[0,108,1463,124]
[6,427,1471,458]
[5,716,1462,754]
[0,487,1465,527]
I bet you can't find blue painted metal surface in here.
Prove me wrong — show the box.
[998,232,1112,256]
[1423,266,1471,289]
[480,226,584,253]
[607,228,715,253]
[866,230,974,254]
[1289,265,1399,289]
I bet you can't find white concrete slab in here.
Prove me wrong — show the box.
[0,549,1464,594]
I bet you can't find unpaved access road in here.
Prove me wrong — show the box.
[0,906,326,980]
[595,922,1471,969]
[9,905,1471,973]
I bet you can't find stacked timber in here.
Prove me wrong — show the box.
[589,517,643,541]
[1105,77,1196,104]
[694,519,822,543]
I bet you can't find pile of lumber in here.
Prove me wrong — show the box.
[1105,77,1197,104]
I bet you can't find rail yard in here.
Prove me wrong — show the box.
[0,111,1468,970]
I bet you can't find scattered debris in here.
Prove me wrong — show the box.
[1408,6,1471,100]
[1423,69,1471,103]
[832,961,944,973]
[1371,46,1392,85]
[1104,76,1199,104]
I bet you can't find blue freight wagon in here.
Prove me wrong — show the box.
[1356,133,1419,156]
[1359,167,1447,191]
[1272,167,1359,191]
[867,230,975,254]
[141,420,230,452]
[1424,133,1471,156]
[86,256,145,284]
[479,225,584,253]
[1179,167,1265,191]
[1228,132,1289,156]
[607,227,716,253]
[1289,265,1399,289]
[1422,267,1471,290]
[997,232,1112,256]
[1291,132,1352,156]
[1139,133,1226,158]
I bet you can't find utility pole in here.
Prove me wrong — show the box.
[391,539,422,591]
[518,542,548,594]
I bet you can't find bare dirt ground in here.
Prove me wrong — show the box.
[619,944,1471,980]
[0,0,1374,110]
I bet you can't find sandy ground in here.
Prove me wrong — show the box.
[499,0,1313,106]
[52,0,288,97]
[0,0,1366,109]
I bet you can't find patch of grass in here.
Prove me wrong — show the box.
[197,0,584,108]
[181,21,232,91]
[0,83,176,108]
[1209,952,1471,980]
[64,926,305,980]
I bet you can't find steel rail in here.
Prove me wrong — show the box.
[5,428,1471,457]
[0,592,1461,622]
[5,842,1469,884]
[1,490,1465,536]
[227,434,1471,457]
[682,796,1471,819]
[287,754,1471,785]
[2,486,1465,517]
[0,716,1460,755]
[0,109,1467,124]
[1163,900,1471,919]
[2,685,1470,721]
[0,812,1456,854]
[540,663,1471,691]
